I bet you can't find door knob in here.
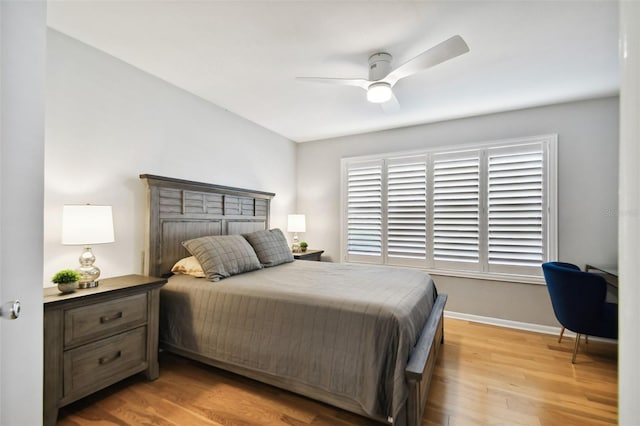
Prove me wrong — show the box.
[0,300,20,320]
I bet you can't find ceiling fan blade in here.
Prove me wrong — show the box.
[380,92,400,114]
[385,35,469,86]
[296,77,370,90]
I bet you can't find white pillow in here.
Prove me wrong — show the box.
[171,256,206,278]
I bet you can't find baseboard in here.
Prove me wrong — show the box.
[444,310,562,335]
[444,310,617,343]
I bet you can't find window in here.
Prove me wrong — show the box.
[387,157,427,262]
[346,160,383,260]
[486,145,547,276]
[432,151,480,270]
[341,135,557,281]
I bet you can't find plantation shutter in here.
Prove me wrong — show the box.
[341,135,555,279]
[487,144,545,273]
[386,157,427,264]
[345,160,383,263]
[432,151,480,269]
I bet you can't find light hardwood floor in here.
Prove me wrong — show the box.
[57,318,617,426]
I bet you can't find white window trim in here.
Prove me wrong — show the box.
[340,134,558,285]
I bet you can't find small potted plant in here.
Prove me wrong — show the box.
[299,241,308,253]
[52,269,80,294]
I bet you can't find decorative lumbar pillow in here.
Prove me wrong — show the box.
[243,228,294,267]
[182,235,262,281]
[171,256,206,278]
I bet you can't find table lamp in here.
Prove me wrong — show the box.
[62,205,115,288]
[287,214,306,253]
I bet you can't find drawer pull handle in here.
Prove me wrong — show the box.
[100,312,123,323]
[99,351,122,365]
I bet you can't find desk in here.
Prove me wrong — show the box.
[585,264,618,287]
[585,264,618,302]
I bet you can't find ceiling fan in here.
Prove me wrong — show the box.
[297,35,469,113]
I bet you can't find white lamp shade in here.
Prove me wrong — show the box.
[62,205,115,245]
[287,214,306,233]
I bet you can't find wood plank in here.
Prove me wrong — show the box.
[57,318,617,425]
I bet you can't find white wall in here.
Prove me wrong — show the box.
[618,1,640,423]
[297,97,619,326]
[44,29,297,284]
[1,0,46,424]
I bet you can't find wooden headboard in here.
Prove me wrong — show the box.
[140,174,275,277]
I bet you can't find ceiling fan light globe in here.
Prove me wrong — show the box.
[367,82,392,103]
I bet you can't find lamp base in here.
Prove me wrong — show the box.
[76,246,101,289]
[291,233,300,253]
[77,280,99,289]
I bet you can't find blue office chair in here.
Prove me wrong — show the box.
[541,262,618,363]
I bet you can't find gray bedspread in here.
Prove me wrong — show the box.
[160,260,436,419]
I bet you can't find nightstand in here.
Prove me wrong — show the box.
[43,274,166,426]
[293,249,324,261]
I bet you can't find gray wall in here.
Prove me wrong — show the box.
[44,29,297,283]
[297,96,619,326]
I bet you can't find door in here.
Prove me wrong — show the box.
[619,2,640,423]
[0,0,46,424]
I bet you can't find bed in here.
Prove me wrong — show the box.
[140,174,447,426]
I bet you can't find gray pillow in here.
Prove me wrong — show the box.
[182,235,262,281]
[243,228,294,267]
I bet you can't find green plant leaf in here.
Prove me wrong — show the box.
[52,269,81,284]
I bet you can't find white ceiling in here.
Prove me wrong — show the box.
[47,1,619,142]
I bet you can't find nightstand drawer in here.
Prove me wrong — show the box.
[63,326,147,400]
[64,292,148,347]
